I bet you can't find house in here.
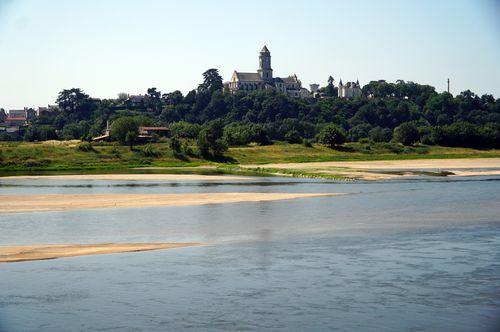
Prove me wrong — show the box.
[138,127,170,137]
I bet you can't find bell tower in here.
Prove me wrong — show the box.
[258,45,273,82]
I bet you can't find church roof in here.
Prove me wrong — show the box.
[234,72,263,82]
[260,45,270,54]
[281,75,299,84]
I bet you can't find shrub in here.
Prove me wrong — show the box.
[303,138,313,148]
[393,122,420,145]
[141,143,161,157]
[317,124,346,148]
[285,130,303,144]
[111,117,139,146]
[369,127,392,142]
[76,141,95,152]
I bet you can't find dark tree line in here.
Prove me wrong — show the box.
[12,69,500,150]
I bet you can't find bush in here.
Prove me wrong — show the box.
[141,144,161,157]
[169,136,182,153]
[303,138,313,148]
[170,121,202,139]
[317,124,346,148]
[111,117,139,145]
[285,130,303,144]
[347,123,372,142]
[197,119,227,158]
[76,141,95,152]
[369,127,392,142]
[393,122,420,145]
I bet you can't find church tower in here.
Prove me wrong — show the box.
[258,45,273,82]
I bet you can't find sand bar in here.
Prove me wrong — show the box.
[0,243,201,263]
[242,158,500,171]
[0,192,339,213]
[0,174,254,181]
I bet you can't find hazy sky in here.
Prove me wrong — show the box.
[1,0,499,109]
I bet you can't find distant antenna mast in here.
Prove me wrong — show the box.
[447,78,450,93]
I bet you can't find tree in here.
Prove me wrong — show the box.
[285,130,302,144]
[198,69,223,95]
[146,87,162,113]
[317,124,346,148]
[110,117,139,146]
[0,108,6,122]
[117,93,129,101]
[197,119,227,158]
[369,126,392,142]
[393,122,420,145]
[56,88,94,120]
[325,76,335,97]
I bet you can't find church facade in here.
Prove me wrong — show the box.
[225,46,309,98]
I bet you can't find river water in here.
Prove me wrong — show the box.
[0,176,499,331]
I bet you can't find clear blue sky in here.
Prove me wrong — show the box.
[1,0,499,109]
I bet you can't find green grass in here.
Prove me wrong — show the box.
[228,142,500,164]
[1,140,499,175]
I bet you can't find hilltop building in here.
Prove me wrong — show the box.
[226,46,309,98]
[338,79,362,98]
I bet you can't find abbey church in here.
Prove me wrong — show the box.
[225,46,310,98]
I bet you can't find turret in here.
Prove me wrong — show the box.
[258,45,273,82]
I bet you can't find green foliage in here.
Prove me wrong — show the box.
[197,119,228,158]
[76,141,95,152]
[170,121,202,139]
[169,136,182,153]
[198,69,223,95]
[317,125,346,148]
[303,138,313,148]
[393,122,420,145]
[285,130,303,144]
[15,75,500,151]
[369,127,392,142]
[141,143,161,157]
[110,117,139,145]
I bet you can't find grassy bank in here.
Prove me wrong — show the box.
[1,140,500,174]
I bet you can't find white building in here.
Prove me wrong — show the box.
[338,79,362,98]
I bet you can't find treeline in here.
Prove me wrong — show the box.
[4,69,500,153]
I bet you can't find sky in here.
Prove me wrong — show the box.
[0,0,499,109]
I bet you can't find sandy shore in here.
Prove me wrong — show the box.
[0,243,201,263]
[0,174,254,181]
[242,158,500,170]
[0,192,339,213]
[242,158,500,180]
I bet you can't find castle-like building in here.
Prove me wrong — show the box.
[225,46,309,98]
[338,79,362,98]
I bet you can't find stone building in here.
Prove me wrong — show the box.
[338,79,362,98]
[226,46,309,98]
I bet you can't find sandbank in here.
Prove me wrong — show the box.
[242,158,500,180]
[0,192,339,213]
[0,243,200,263]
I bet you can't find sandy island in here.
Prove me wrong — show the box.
[241,158,500,180]
[0,192,340,213]
[0,174,254,181]
[0,243,201,263]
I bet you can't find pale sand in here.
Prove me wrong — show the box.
[0,174,254,181]
[242,158,500,170]
[0,243,201,263]
[0,193,340,213]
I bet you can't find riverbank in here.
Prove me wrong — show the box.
[238,158,500,180]
[0,193,340,213]
[1,141,500,174]
[0,243,201,263]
